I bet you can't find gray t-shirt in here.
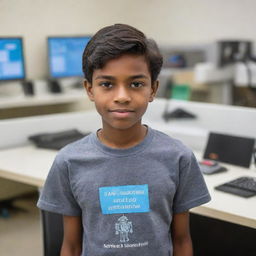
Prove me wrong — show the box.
[37,127,211,256]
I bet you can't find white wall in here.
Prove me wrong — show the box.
[1,0,256,79]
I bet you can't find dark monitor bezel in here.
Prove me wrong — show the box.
[0,37,26,82]
[203,132,255,168]
[47,35,91,79]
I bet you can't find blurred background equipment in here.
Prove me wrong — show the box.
[158,44,209,102]
[0,37,26,96]
[47,36,91,92]
[194,40,256,106]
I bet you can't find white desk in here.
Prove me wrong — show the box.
[0,145,55,187]
[0,89,87,109]
[190,155,256,229]
[0,144,255,229]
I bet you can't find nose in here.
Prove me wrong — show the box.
[114,86,131,104]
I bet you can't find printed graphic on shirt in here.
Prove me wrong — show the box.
[103,215,149,249]
[99,184,150,214]
[115,215,133,242]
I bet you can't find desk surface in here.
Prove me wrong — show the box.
[0,145,255,229]
[0,145,55,187]
[0,89,86,109]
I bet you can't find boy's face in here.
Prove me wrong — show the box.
[84,54,158,131]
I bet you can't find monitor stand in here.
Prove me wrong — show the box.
[48,79,62,93]
[22,80,34,96]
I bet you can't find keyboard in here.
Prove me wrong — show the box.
[29,129,89,150]
[215,176,256,198]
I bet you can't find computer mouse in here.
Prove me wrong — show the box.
[199,160,228,175]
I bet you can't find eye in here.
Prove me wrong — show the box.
[99,82,113,88]
[131,81,144,88]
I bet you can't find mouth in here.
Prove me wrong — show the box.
[109,109,135,118]
[109,109,135,113]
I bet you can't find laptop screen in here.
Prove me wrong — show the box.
[203,132,255,168]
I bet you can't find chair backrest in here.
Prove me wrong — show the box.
[41,210,64,256]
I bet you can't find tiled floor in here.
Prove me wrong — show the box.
[0,193,43,256]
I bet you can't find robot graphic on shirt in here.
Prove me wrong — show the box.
[115,215,133,242]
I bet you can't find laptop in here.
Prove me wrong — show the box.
[203,132,255,168]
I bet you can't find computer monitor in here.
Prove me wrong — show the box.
[47,36,91,78]
[203,132,255,168]
[0,37,25,81]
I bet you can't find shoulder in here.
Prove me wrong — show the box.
[54,132,94,165]
[150,128,194,167]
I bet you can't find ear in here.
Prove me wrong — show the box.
[84,80,94,101]
[149,80,159,102]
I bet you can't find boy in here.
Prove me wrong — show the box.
[37,24,211,256]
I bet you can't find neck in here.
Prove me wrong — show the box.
[98,124,147,149]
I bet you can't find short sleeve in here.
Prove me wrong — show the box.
[37,154,81,216]
[173,151,211,214]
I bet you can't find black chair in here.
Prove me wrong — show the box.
[190,213,256,256]
[41,210,64,256]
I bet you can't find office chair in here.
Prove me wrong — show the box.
[190,213,256,256]
[41,210,64,256]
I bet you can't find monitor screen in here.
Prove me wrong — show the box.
[48,36,91,78]
[203,132,255,168]
[0,38,25,81]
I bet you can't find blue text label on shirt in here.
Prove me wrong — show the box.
[99,184,150,214]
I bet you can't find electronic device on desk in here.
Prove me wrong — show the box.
[47,36,91,93]
[29,129,89,150]
[204,132,255,168]
[162,80,196,121]
[0,37,33,96]
[202,132,256,197]
[215,176,256,198]
[199,159,227,175]
[163,107,196,121]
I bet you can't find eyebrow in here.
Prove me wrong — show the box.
[130,75,149,80]
[95,74,149,80]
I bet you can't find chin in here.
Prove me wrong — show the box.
[111,124,137,131]
[104,120,142,131]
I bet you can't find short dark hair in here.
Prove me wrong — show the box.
[82,24,163,83]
